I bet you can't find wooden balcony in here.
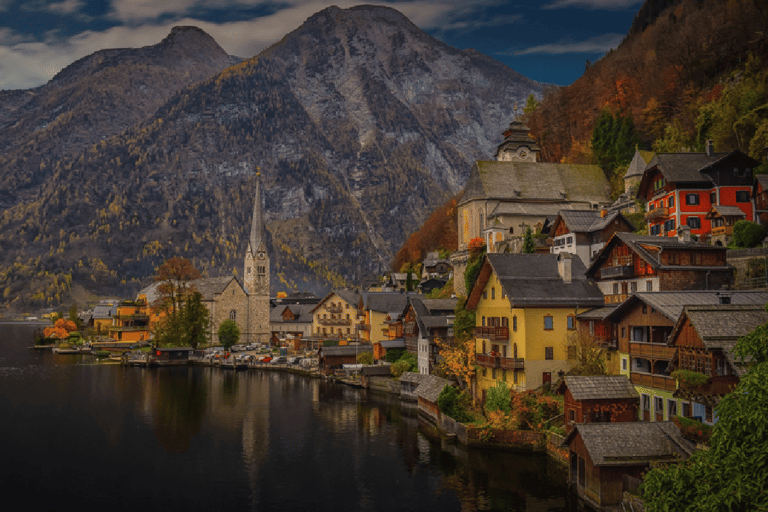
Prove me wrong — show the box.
[601,265,634,280]
[474,326,509,341]
[677,375,739,396]
[476,354,500,368]
[630,372,676,392]
[318,318,351,326]
[500,357,525,370]
[645,207,669,221]
[629,341,676,360]
[711,225,734,236]
[326,306,343,313]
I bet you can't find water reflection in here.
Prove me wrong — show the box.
[0,323,575,512]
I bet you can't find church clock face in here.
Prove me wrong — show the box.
[258,252,265,260]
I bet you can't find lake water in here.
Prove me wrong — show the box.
[0,323,576,511]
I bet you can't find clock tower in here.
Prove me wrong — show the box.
[244,171,270,343]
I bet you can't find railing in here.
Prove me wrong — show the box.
[605,294,629,304]
[474,326,509,341]
[476,354,500,368]
[318,318,351,326]
[645,207,669,221]
[326,306,343,313]
[500,357,525,370]
[677,375,739,396]
[601,265,634,279]
[630,372,676,391]
[629,341,676,360]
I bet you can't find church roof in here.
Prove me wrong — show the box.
[461,160,610,206]
[249,172,266,253]
[494,119,541,158]
[623,149,655,179]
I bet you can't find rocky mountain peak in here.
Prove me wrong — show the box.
[157,26,230,59]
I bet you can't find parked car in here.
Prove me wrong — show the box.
[288,356,302,365]
[271,356,287,365]
[259,355,272,363]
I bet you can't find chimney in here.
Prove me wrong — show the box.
[678,225,691,243]
[705,140,714,157]
[600,209,607,218]
[557,252,572,284]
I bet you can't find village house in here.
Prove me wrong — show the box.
[668,303,768,424]
[109,297,154,342]
[586,230,733,304]
[318,344,372,375]
[606,290,768,423]
[564,422,696,509]
[637,143,759,240]
[421,251,453,279]
[622,148,656,196]
[452,119,612,295]
[466,252,604,400]
[752,174,768,225]
[556,375,639,435]
[310,290,362,341]
[269,303,316,349]
[549,209,635,267]
[400,297,456,375]
[359,291,420,344]
[90,299,118,334]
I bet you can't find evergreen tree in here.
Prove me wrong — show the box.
[591,109,640,180]
[523,226,535,254]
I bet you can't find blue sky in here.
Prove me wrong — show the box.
[0,0,643,90]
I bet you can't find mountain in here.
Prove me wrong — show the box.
[0,5,543,310]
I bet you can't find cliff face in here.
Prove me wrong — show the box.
[0,6,543,308]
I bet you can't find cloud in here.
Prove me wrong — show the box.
[47,0,86,15]
[503,32,624,56]
[542,0,642,10]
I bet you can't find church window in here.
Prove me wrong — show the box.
[229,310,236,321]
[247,267,251,274]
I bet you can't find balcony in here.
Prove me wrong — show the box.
[676,375,739,397]
[326,306,343,313]
[500,357,525,370]
[630,372,676,392]
[476,354,500,368]
[357,323,370,332]
[318,318,351,326]
[711,225,734,237]
[601,265,634,280]
[629,341,676,360]
[645,207,669,221]
[474,326,509,341]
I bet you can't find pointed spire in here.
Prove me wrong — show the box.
[249,169,264,253]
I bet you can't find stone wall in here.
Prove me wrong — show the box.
[728,248,768,289]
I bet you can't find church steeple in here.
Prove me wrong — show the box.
[248,171,265,255]
[243,168,270,344]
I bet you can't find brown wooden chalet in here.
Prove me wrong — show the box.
[637,146,759,240]
[668,304,768,416]
[556,376,639,434]
[564,422,695,509]
[318,344,372,375]
[607,290,768,421]
[586,231,733,304]
[705,204,746,246]
[549,209,635,267]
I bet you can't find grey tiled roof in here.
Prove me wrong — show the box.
[576,306,617,321]
[311,290,362,313]
[319,344,373,357]
[363,291,421,313]
[377,339,405,349]
[646,152,728,183]
[422,299,457,313]
[707,205,746,218]
[623,149,655,179]
[487,253,604,307]
[461,160,610,205]
[399,372,424,384]
[560,376,639,401]
[270,303,315,323]
[564,422,696,466]
[416,375,451,403]
[607,291,768,323]
[195,276,239,300]
[681,305,768,344]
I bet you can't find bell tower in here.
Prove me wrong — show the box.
[244,171,270,343]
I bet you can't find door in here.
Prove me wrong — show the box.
[542,372,552,386]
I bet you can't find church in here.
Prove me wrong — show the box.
[129,171,271,345]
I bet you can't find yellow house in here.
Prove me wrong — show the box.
[310,290,362,340]
[466,253,604,400]
[360,291,417,344]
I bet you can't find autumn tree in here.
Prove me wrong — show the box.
[154,257,201,313]
[435,335,475,391]
[43,318,78,339]
[566,328,608,376]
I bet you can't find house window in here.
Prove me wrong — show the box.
[682,402,691,417]
[567,316,575,330]
[736,190,750,202]
[630,281,637,293]
[229,310,236,321]
[483,290,487,300]
[642,394,650,412]
[569,409,575,422]
[710,192,716,205]
[545,346,554,360]
[686,216,701,229]
[668,399,677,420]
[686,193,700,205]
[655,396,664,417]
[613,283,619,295]
[664,219,676,232]
[512,316,517,332]
[544,316,554,330]
[482,316,486,327]
[705,405,713,423]
[669,195,675,208]
[491,287,495,299]
[646,280,653,291]
[622,358,627,370]
[621,327,626,339]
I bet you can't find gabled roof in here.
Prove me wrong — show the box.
[310,289,361,314]
[606,291,768,323]
[552,209,634,236]
[706,204,746,219]
[460,160,610,206]
[564,422,696,466]
[754,174,768,193]
[416,375,451,403]
[363,291,420,313]
[422,298,457,314]
[270,303,316,323]
[586,232,728,278]
[468,253,604,309]
[623,149,655,179]
[557,375,639,401]
[195,276,241,300]
[575,305,617,321]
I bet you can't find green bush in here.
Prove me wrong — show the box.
[671,369,709,389]
[217,320,240,349]
[485,380,511,413]
[357,352,373,365]
[437,385,473,422]
[390,360,411,379]
[731,220,766,248]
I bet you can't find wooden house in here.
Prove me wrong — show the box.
[401,297,456,375]
[705,204,746,246]
[564,422,695,509]
[557,376,639,434]
[586,231,733,304]
[549,209,635,267]
[668,304,768,424]
[318,344,372,374]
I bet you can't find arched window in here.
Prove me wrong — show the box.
[229,310,236,321]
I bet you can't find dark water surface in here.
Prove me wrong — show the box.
[0,323,576,511]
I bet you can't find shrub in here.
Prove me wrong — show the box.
[390,360,411,379]
[485,380,511,414]
[671,369,709,389]
[731,220,766,248]
[437,385,473,422]
[357,352,373,365]
[217,320,240,349]
[673,416,713,445]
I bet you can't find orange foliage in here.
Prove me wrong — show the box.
[43,326,69,339]
[391,193,460,271]
[435,336,475,391]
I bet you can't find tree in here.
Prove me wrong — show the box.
[731,220,767,248]
[218,319,240,349]
[435,335,475,391]
[522,226,535,254]
[182,292,209,349]
[591,108,640,182]
[485,380,511,413]
[154,257,201,313]
[642,313,768,511]
[566,328,608,376]
[357,352,373,365]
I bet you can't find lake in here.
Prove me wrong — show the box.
[0,323,576,511]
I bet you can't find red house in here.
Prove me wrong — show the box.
[637,144,759,240]
[556,375,639,434]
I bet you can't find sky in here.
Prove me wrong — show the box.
[0,0,644,91]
